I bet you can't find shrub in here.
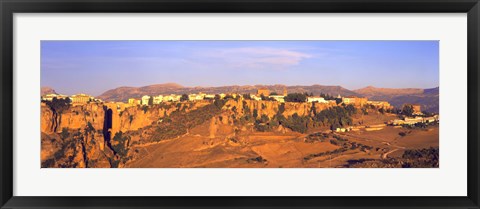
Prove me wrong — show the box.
[148,104,222,142]
[278,103,285,114]
[253,109,258,119]
[284,93,307,102]
[112,131,130,158]
[60,128,69,140]
[180,94,189,101]
[314,105,356,129]
[86,122,95,133]
[284,113,309,133]
[129,115,134,124]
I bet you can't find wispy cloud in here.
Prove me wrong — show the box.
[199,47,313,70]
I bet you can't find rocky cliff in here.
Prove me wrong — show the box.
[41,98,338,168]
[223,99,335,119]
[41,103,105,134]
[41,102,203,135]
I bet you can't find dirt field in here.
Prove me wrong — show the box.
[126,123,439,168]
[335,125,439,162]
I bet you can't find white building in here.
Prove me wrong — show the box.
[153,95,163,104]
[391,115,439,126]
[163,94,181,102]
[70,93,94,104]
[128,98,141,105]
[188,94,204,101]
[41,93,68,101]
[250,95,262,101]
[141,95,151,106]
[269,95,285,103]
[204,94,215,99]
[173,95,181,102]
[307,96,327,103]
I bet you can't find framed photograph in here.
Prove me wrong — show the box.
[1,0,479,208]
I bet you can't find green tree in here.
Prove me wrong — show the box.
[60,127,69,140]
[284,113,308,133]
[243,94,252,100]
[260,94,275,101]
[148,96,153,106]
[311,102,317,116]
[277,103,286,116]
[284,93,307,102]
[46,97,71,114]
[260,114,269,123]
[379,108,385,114]
[64,97,71,104]
[86,121,95,133]
[314,105,356,128]
[402,105,414,117]
[180,94,189,101]
[112,131,130,158]
[321,93,335,100]
[335,98,342,105]
[213,95,226,109]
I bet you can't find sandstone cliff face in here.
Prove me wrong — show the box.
[211,114,235,136]
[223,99,335,119]
[41,103,187,136]
[41,99,339,168]
[116,105,171,133]
[41,129,111,168]
[41,103,105,134]
[41,100,333,136]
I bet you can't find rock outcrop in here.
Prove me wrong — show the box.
[223,98,335,119]
[41,103,105,134]
[41,98,339,168]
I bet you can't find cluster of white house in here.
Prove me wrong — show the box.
[334,115,439,133]
[41,93,102,105]
[127,88,394,109]
[42,88,395,111]
[390,115,439,126]
[335,124,388,133]
[129,93,219,106]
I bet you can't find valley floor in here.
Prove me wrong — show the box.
[125,126,439,168]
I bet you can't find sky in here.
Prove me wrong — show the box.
[41,41,439,96]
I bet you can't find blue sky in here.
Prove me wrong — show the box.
[41,41,439,96]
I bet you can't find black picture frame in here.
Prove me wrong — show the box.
[1,0,479,208]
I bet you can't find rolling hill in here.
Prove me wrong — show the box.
[47,83,438,114]
[41,87,57,96]
[97,83,360,102]
[354,86,439,113]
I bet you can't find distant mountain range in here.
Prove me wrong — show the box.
[353,86,439,113]
[96,83,362,103]
[44,83,440,113]
[41,87,57,96]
